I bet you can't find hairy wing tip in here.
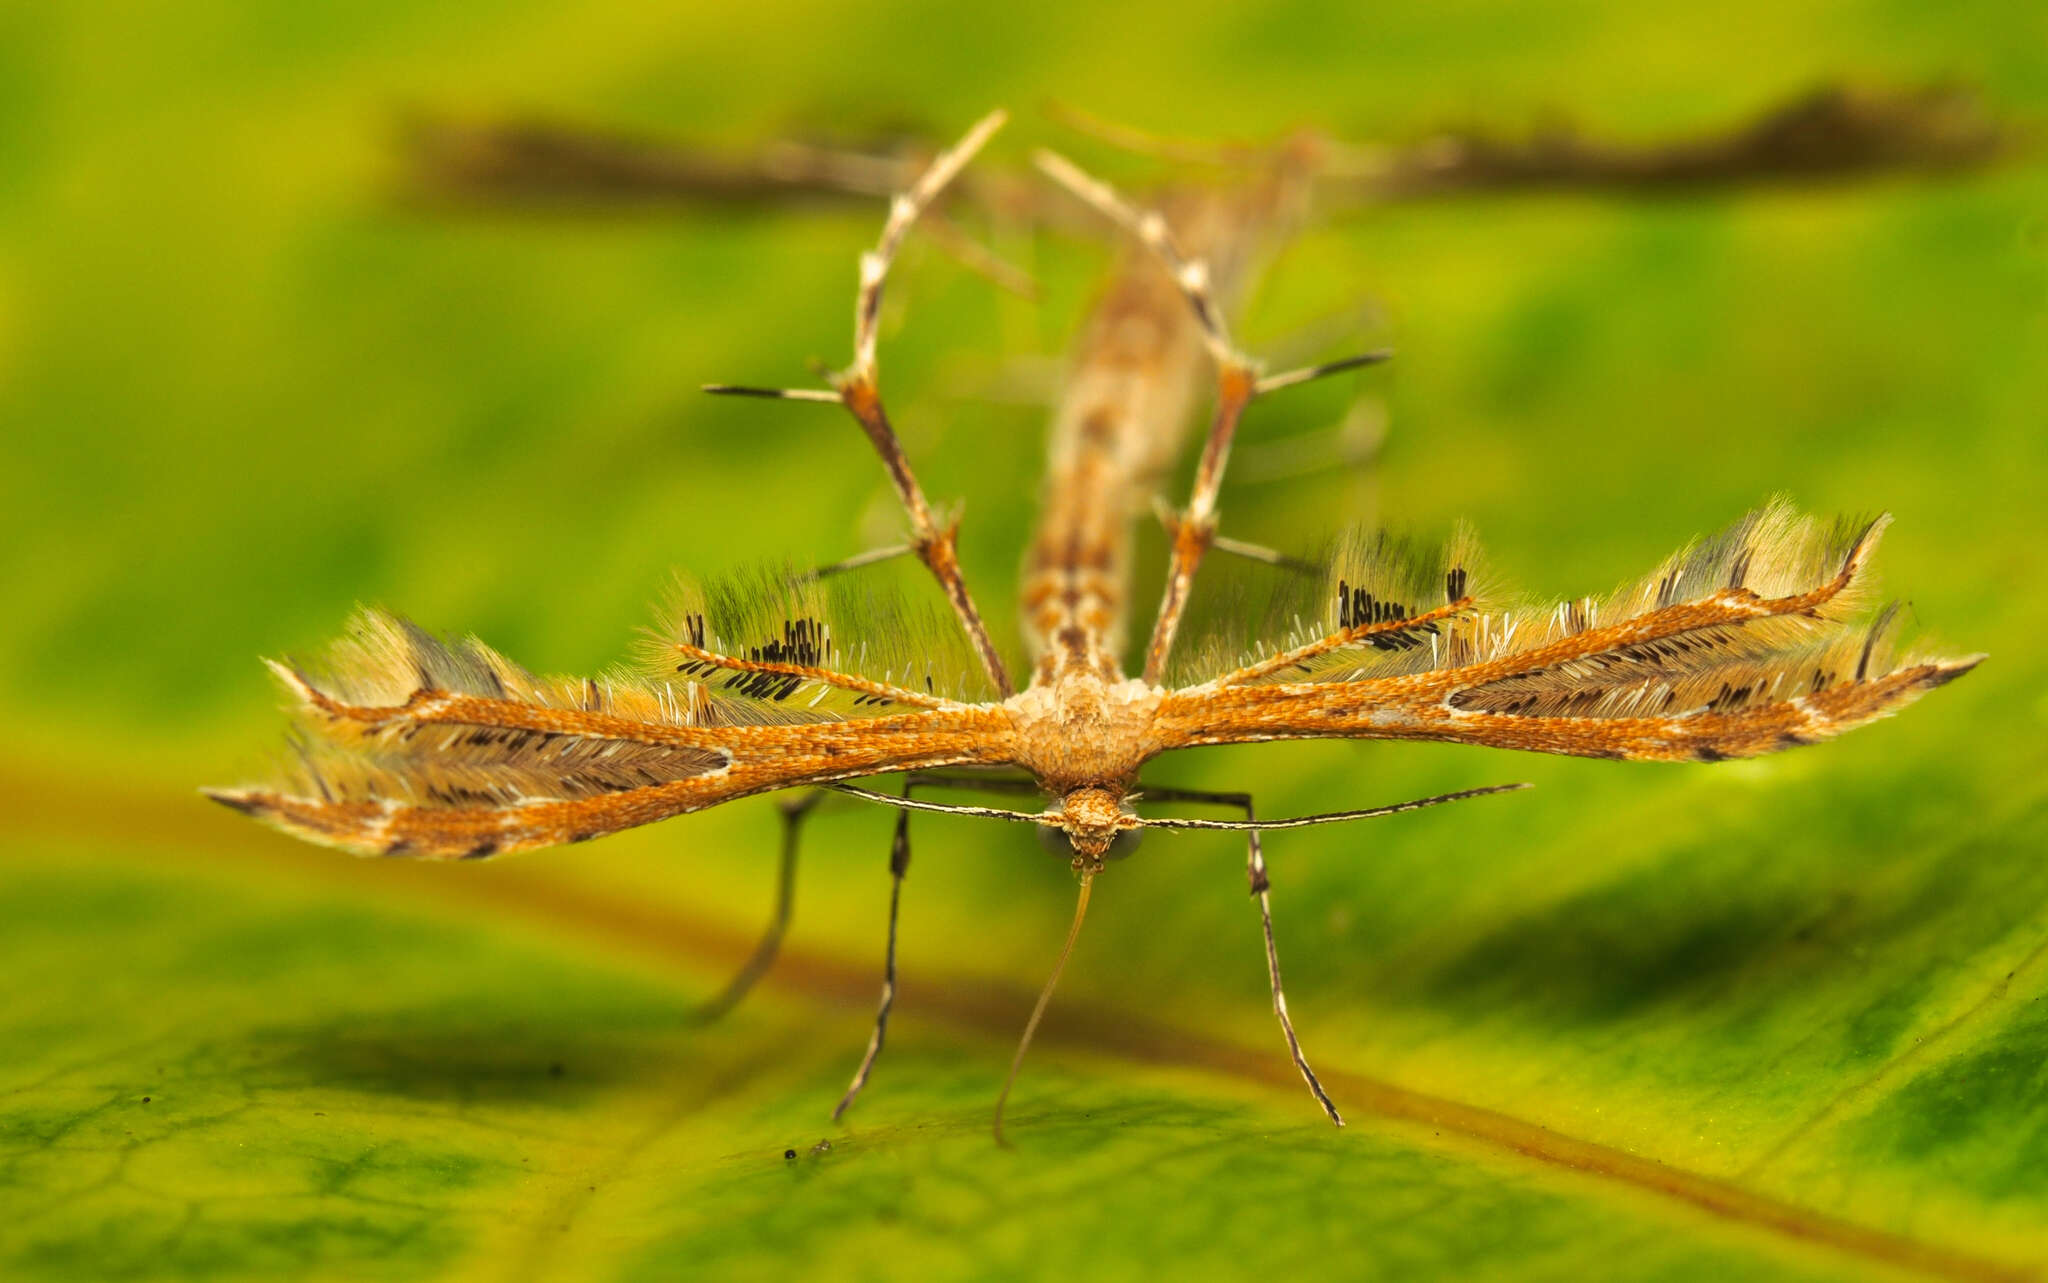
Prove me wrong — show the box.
[201,787,269,817]
[1925,653,1987,688]
[203,787,391,856]
[1848,512,1896,567]
[261,657,322,703]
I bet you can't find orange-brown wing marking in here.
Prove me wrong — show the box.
[1158,657,1978,763]
[1158,520,1983,762]
[1213,596,1475,688]
[209,680,1016,859]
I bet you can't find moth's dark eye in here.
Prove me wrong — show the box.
[1102,827,1144,861]
[1035,826,1143,859]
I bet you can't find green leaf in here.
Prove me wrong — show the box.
[4,4,2046,1280]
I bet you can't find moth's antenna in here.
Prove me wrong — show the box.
[993,870,1095,1145]
[1136,782,1529,830]
[831,783,1053,826]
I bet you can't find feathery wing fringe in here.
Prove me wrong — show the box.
[1177,500,1875,687]
[1159,502,1982,761]
[205,609,1013,859]
[1168,523,1492,687]
[645,563,997,714]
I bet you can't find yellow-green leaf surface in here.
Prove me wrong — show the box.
[4,3,2045,1280]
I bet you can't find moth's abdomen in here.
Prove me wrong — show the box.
[1022,260,1205,683]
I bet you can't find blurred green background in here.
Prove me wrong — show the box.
[3,2,2045,1280]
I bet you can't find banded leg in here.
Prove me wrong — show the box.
[802,543,913,581]
[1141,785,1344,1126]
[901,768,1043,799]
[683,791,821,1024]
[831,772,1038,1120]
[834,798,912,1120]
[707,112,1015,696]
[1150,496,1317,575]
[687,771,1032,1032]
[1033,149,1390,683]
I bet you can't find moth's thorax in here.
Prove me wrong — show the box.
[1003,672,1165,797]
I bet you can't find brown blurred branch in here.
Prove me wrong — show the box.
[1319,85,2010,202]
[399,114,919,211]
[399,84,2011,221]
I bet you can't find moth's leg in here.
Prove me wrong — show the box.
[690,772,1031,1035]
[1137,784,1344,1126]
[1044,101,1275,169]
[1242,812,1345,1127]
[706,112,1016,697]
[833,796,912,1121]
[826,111,1015,696]
[800,544,913,581]
[1232,320,1390,527]
[1034,151,1390,684]
[829,770,1041,1121]
[683,791,822,1025]
[1149,496,1317,576]
[1033,151,1256,685]
[900,768,1043,798]
[1211,534,1318,576]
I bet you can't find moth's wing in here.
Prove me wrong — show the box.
[1157,504,1982,762]
[206,610,1016,859]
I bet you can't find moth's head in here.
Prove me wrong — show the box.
[1043,785,1142,871]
